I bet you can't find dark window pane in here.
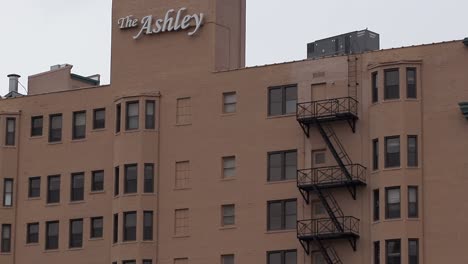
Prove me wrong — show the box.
[29,177,41,198]
[374,241,380,264]
[408,239,419,264]
[268,202,282,230]
[71,173,84,201]
[114,166,120,196]
[145,100,155,129]
[284,200,297,229]
[372,72,378,103]
[285,251,297,264]
[31,116,43,136]
[284,151,297,180]
[126,101,139,130]
[124,164,137,193]
[408,187,418,218]
[69,219,83,248]
[92,170,104,192]
[268,252,281,264]
[268,151,297,182]
[384,69,400,100]
[268,200,296,231]
[285,86,297,114]
[269,88,283,116]
[221,255,234,264]
[222,205,235,226]
[113,213,118,243]
[144,164,154,193]
[123,212,136,241]
[268,153,282,181]
[27,223,39,244]
[386,240,401,264]
[5,118,16,145]
[116,104,121,133]
[408,136,418,167]
[3,179,13,207]
[72,111,86,139]
[46,221,59,250]
[385,136,400,168]
[373,189,380,221]
[407,68,417,99]
[143,211,153,240]
[93,108,106,129]
[143,260,153,264]
[386,188,401,219]
[49,114,62,142]
[91,217,103,238]
[1,224,11,252]
[373,139,379,170]
[47,176,60,204]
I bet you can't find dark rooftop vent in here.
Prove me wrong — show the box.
[464,38,468,46]
[4,74,24,98]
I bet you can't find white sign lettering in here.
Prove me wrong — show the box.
[118,8,204,40]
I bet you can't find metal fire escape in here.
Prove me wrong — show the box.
[295,96,366,264]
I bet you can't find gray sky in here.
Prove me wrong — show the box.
[1,0,467,95]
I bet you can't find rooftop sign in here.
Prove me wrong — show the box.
[118,7,204,40]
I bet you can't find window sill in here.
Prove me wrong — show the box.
[173,187,192,191]
[265,179,297,185]
[219,226,237,230]
[45,203,61,207]
[43,249,60,253]
[89,237,104,241]
[175,123,192,127]
[405,166,420,170]
[69,201,86,205]
[173,235,190,239]
[124,129,141,134]
[2,145,17,149]
[120,240,138,245]
[220,177,236,182]
[266,113,295,119]
[26,197,41,201]
[407,217,420,221]
[48,141,63,145]
[91,128,106,132]
[141,193,157,196]
[1,206,13,209]
[0,252,12,255]
[25,243,39,247]
[265,229,295,234]
[142,240,155,244]
[383,218,402,222]
[121,193,138,197]
[29,135,44,139]
[71,138,87,143]
[90,190,105,195]
[382,98,401,103]
[67,247,84,251]
[382,167,402,172]
[221,113,237,117]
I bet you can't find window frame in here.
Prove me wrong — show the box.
[144,163,154,193]
[28,177,41,198]
[123,211,137,242]
[3,178,13,207]
[124,164,138,194]
[93,108,106,130]
[27,222,39,244]
[407,135,418,167]
[47,175,61,204]
[372,138,379,170]
[116,103,122,133]
[1,224,11,253]
[45,221,59,250]
[408,238,419,264]
[386,239,401,264]
[268,84,298,116]
[49,114,63,142]
[267,199,297,231]
[145,100,156,129]
[408,186,419,218]
[221,204,235,226]
[372,71,378,103]
[126,101,139,130]
[114,166,120,196]
[113,213,118,243]
[90,217,103,239]
[91,170,104,192]
[5,117,16,146]
[406,68,417,99]
[222,156,236,179]
[267,249,297,264]
[72,111,86,140]
[384,68,400,100]
[70,172,85,202]
[223,92,237,114]
[373,189,380,221]
[143,211,153,241]
[69,218,83,248]
[267,150,297,182]
[221,254,235,264]
[385,187,401,219]
[374,241,380,264]
[385,136,400,168]
[31,116,44,137]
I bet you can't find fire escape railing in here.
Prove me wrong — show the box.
[297,165,366,188]
[297,217,360,239]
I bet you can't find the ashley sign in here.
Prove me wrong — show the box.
[118,7,204,40]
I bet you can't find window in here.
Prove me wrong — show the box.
[5,118,16,145]
[223,92,237,113]
[69,219,83,248]
[124,164,137,194]
[386,239,401,264]
[385,136,400,168]
[386,187,401,219]
[31,116,43,137]
[407,68,417,99]
[384,69,399,100]
[145,100,156,129]
[91,217,103,238]
[144,164,154,193]
[28,177,41,198]
[123,211,137,241]
[49,114,62,142]
[143,260,153,264]
[176,97,192,125]
[1,224,11,253]
[267,199,296,230]
[268,150,297,182]
[408,186,418,218]
[373,139,379,170]
[174,209,189,236]
[91,170,104,192]
[93,108,106,129]
[123,261,136,264]
[312,201,326,218]
[114,166,120,196]
[113,213,118,243]
[70,173,84,201]
[126,101,139,130]
[221,204,235,226]
[143,211,153,240]
[268,85,297,116]
[175,161,190,189]
[222,156,236,178]
[174,258,188,264]
[408,239,419,264]
[72,111,86,139]
[47,175,60,204]
[312,252,325,264]
[3,179,13,207]
[374,241,380,264]
[46,221,59,250]
[312,150,326,167]
[407,136,418,167]
[373,189,380,221]
[27,223,39,244]
[372,72,378,102]
[267,250,297,264]
[116,103,121,133]
[221,254,234,264]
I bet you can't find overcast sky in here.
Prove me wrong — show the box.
[1,0,467,95]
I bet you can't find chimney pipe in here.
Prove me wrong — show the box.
[7,74,20,93]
